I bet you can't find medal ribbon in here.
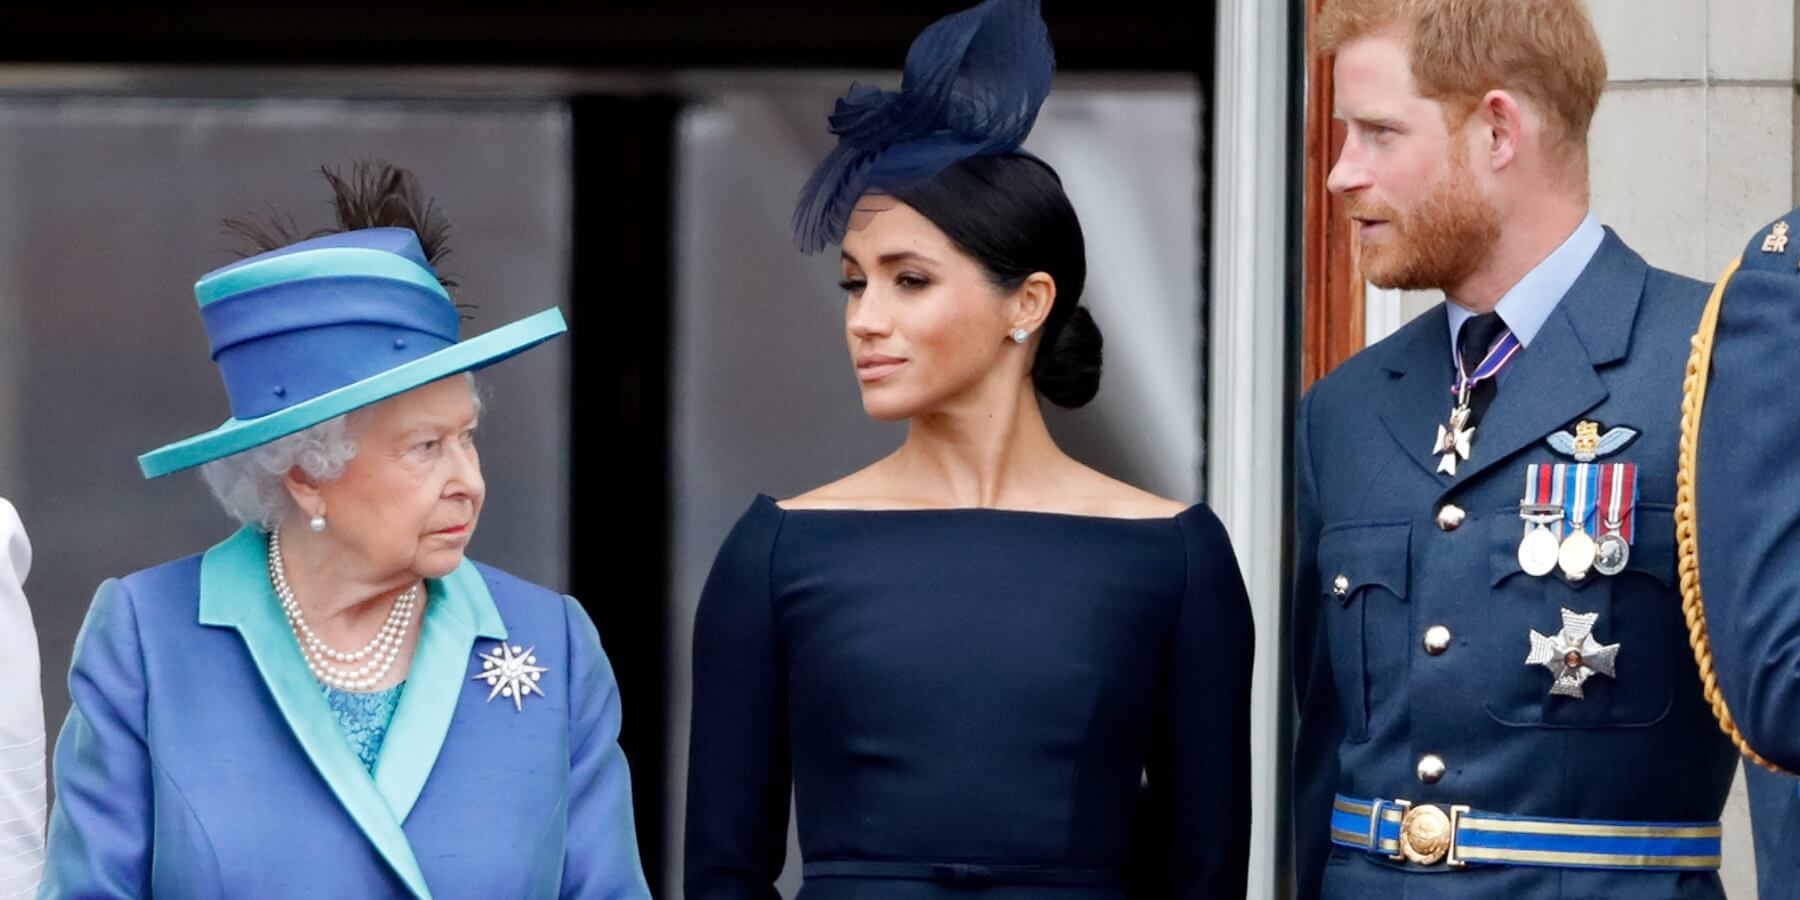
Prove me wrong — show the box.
[1523,463,1543,542]
[1602,462,1637,543]
[1550,463,1568,540]
[1596,461,1614,539]
[1450,328,1524,395]
[1561,463,1599,538]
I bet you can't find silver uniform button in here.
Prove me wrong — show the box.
[1436,503,1466,531]
[1417,754,1447,784]
[1423,625,1452,655]
[1333,574,1349,596]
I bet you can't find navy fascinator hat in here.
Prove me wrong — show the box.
[792,0,1056,254]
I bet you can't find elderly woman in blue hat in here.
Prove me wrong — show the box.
[39,165,651,899]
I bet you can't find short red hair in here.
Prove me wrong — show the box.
[1317,0,1607,162]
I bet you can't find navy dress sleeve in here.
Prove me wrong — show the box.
[1145,505,1252,898]
[685,499,791,899]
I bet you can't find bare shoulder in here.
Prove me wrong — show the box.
[778,460,917,511]
[779,458,1192,519]
[1059,466,1192,520]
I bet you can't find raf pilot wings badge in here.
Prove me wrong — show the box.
[1547,420,1639,463]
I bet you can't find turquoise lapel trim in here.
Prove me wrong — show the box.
[197,526,434,900]
[373,560,507,823]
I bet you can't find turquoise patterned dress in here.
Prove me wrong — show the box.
[318,681,406,772]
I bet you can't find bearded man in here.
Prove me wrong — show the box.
[1291,1,1739,898]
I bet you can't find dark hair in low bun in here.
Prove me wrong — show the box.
[892,154,1102,408]
[1032,305,1103,407]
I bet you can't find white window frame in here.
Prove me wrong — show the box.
[1207,0,1291,896]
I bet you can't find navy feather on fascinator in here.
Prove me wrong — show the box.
[792,0,1056,254]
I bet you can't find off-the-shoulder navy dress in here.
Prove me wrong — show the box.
[685,495,1253,899]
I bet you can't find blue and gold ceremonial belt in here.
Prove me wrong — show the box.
[1330,794,1722,870]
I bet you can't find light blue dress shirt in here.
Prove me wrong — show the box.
[1447,213,1606,357]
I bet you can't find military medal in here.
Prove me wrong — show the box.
[1433,396,1476,476]
[1559,526,1597,582]
[1526,607,1620,699]
[1518,465,1563,577]
[1595,527,1628,577]
[1556,463,1597,582]
[1432,326,1522,476]
[1519,510,1563,577]
[1594,462,1636,577]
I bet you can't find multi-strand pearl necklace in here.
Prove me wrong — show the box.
[267,528,418,692]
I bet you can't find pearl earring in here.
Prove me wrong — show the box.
[1010,328,1029,344]
[309,515,326,533]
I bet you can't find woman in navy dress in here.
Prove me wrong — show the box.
[683,2,1252,897]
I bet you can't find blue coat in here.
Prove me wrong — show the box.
[38,526,651,899]
[1690,213,1800,900]
[1292,231,1740,898]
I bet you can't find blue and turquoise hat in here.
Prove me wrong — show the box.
[138,226,565,478]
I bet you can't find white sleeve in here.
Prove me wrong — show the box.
[0,499,44,898]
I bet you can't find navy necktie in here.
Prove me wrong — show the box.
[1457,312,1508,430]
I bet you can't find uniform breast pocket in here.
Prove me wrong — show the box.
[1482,502,1680,728]
[1317,520,1411,743]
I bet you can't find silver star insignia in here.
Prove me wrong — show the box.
[1525,608,1620,699]
[472,642,548,711]
[1433,406,1476,475]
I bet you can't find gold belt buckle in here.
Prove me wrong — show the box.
[1388,799,1470,867]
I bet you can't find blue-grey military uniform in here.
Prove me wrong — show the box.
[1293,222,1740,899]
[1691,210,1800,900]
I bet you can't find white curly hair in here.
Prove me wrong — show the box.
[197,373,481,531]
[198,414,363,533]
